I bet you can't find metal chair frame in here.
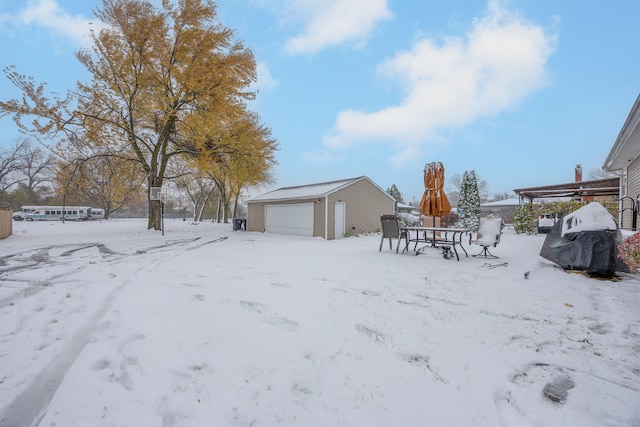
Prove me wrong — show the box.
[379,215,407,253]
[470,217,503,258]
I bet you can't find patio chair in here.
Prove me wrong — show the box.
[379,215,406,253]
[470,217,503,258]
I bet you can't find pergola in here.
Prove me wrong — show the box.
[514,177,619,202]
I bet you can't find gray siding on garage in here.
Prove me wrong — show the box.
[325,180,395,239]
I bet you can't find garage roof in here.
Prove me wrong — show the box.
[248,176,392,203]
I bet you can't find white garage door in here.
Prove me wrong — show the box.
[265,204,314,237]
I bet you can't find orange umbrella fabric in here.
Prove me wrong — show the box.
[419,162,451,218]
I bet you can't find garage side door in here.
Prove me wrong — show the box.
[265,204,314,237]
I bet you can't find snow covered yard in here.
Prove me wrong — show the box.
[0,219,638,427]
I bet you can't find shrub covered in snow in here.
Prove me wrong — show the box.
[397,212,422,227]
[513,204,536,235]
[513,201,620,236]
[455,170,481,231]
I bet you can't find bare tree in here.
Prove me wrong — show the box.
[171,159,219,221]
[588,167,620,180]
[18,141,56,192]
[490,192,515,201]
[0,140,28,192]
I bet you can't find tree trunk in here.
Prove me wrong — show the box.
[196,204,204,222]
[147,176,162,230]
[148,200,162,230]
[233,196,238,219]
[216,198,222,223]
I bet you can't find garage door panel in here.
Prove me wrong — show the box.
[265,204,314,237]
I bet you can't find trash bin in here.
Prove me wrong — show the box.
[232,218,246,231]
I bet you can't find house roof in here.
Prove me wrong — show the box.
[481,197,522,208]
[513,177,619,200]
[247,176,394,203]
[603,94,640,171]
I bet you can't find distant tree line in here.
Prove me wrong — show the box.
[0,140,56,211]
[0,137,258,221]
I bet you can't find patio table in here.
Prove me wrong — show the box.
[400,226,470,260]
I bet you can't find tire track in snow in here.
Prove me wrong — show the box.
[0,238,227,310]
[0,280,128,427]
[0,236,229,426]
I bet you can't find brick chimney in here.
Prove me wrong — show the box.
[575,164,582,182]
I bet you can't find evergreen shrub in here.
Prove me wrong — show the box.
[513,204,536,235]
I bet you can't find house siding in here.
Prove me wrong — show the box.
[327,180,394,239]
[313,198,325,238]
[247,201,265,232]
[623,155,640,230]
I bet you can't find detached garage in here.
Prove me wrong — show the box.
[247,176,395,240]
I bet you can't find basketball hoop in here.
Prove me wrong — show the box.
[150,187,162,201]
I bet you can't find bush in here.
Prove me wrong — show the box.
[618,232,640,273]
[511,199,620,235]
[538,200,619,222]
[397,212,422,227]
[513,204,536,235]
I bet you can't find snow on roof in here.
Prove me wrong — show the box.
[397,202,419,210]
[561,202,617,236]
[480,197,521,207]
[248,176,382,202]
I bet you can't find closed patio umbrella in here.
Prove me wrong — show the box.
[419,162,451,226]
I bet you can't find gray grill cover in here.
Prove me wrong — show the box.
[539,219,623,276]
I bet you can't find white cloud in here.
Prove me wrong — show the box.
[302,148,344,164]
[283,0,394,55]
[254,62,279,92]
[2,0,101,47]
[324,0,557,162]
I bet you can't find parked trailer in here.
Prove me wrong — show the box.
[22,206,94,221]
[91,208,105,219]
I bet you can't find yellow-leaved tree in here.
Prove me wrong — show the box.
[0,0,270,230]
[194,110,277,222]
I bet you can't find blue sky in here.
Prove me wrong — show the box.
[0,0,638,202]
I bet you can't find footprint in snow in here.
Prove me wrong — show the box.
[355,324,385,343]
[239,300,267,313]
[401,353,447,383]
[266,316,298,332]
